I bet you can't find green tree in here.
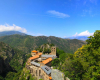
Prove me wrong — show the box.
[5,72,16,80]
[52,58,60,68]
[60,30,100,80]
[59,53,67,63]
[0,75,4,80]
[43,48,51,53]
[86,30,100,49]
[56,48,65,57]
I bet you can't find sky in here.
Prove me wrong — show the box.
[0,0,100,38]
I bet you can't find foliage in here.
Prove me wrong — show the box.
[0,75,4,80]
[86,30,100,49]
[43,48,51,54]
[56,48,65,57]
[59,53,67,63]
[49,43,55,47]
[19,68,36,80]
[52,58,60,68]
[59,30,100,80]
[36,43,54,53]
[5,72,16,80]
[0,42,32,80]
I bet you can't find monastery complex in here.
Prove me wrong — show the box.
[26,46,57,80]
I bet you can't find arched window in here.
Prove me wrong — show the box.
[39,70,41,76]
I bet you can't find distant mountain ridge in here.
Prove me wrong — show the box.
[0,35,86,54]
[0,31,27,37]
[66,36,88,41]
[0,31,88,41]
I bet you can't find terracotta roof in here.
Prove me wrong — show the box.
[49,77,52,79]
[32,50,38,53]
[30,55,39,60]
[42,58,52,64]
[38,53,42,56]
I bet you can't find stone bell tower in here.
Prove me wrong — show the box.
[51,46,56,55]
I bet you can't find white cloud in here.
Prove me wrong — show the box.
[73,30,94,37]
[0,24,27,33]
[47,10,70,18]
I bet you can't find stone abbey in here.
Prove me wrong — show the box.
[25,46,57,80]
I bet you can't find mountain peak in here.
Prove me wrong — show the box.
[0,31,27,37]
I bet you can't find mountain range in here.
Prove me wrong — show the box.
[0,31,87,54]
[0,31,27,37]
[0,31,87,79]
[67,36,88,41]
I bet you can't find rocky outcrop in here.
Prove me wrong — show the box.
[51,69,70,80]
[51,69,65,80]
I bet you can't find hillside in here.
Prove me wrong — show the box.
[57,30,100,80]
[0,35,86,54]
[0,31,26,37]
[0,42,29,79]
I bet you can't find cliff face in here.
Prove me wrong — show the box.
[0,56,13,77]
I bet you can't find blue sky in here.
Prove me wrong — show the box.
[0,0,100,38]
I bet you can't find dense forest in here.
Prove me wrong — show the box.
[52,30,100,80]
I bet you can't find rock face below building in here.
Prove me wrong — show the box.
[51,69,65,80]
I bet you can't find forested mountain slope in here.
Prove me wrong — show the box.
[0,35,86,54]
[0,42,29,79]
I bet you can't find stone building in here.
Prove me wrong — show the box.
[31,50,38,57]
[26,46,57,80]
[50,46,56,55]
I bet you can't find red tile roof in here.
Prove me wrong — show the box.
[32,50,38,53]
[49,77,52,80]
[38,53,42,56]
[29,55,39,60]
[42,58,52,64]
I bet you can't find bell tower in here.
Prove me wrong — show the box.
[51,46,56,55]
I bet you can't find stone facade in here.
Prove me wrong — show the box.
[51,46,56,55]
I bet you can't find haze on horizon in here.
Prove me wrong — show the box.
[0,0,99,38]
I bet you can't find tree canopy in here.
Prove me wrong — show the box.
[59,30,100,80]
